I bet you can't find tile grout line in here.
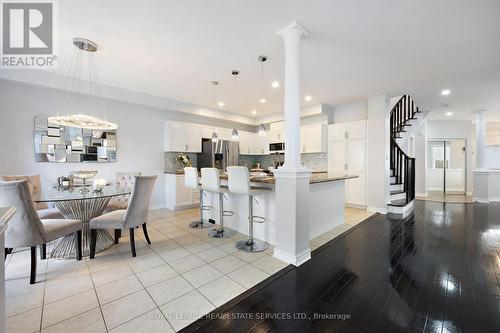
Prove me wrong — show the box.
[85,258,110,333]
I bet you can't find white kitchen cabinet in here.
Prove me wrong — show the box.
[164,122,202,153]
[345,172,366,206]
[201,126,215,139]
[328,120,367,207]
[300,124,327,153]
[268,131,284,143]
[239,131,254,155]
[165,174,199,210]
[256,134,269,155]
[215,128,232,141]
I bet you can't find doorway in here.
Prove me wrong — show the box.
[426,139,467,195]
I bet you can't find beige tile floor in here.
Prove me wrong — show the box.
[5,206,374,333]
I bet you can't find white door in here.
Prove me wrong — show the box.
[346,139,366,172]
[185,126,202,152]
[328,140,346,173]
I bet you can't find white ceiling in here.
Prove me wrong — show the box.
[2,0,500,120]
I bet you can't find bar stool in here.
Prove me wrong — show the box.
[227,166,271,252]
[201,168,236,238]
[184,167,211,229]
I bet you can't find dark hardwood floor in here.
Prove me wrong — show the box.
[181,200,500,333]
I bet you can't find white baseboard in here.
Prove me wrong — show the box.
[466,191,473,196]
[473,197,489,203]
[345,203,367,210]
[387,200,414,218]
[415,192,427,197]
[367,206,387,214]
[150,203,167,209]
[273,248,311,266]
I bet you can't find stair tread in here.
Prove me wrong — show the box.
[390,190,406,195]
[388,198,409,207]
[390,182,403,185]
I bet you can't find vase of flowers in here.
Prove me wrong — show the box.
[177,153,192,167]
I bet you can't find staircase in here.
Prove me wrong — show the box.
[388,95,420,217]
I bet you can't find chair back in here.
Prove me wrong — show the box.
[226,166,251,195]
[123,175,157,228]
[184,167,199,189]
[1,174,48,209]
[0,180,45,247]
[201,168,221,193]
[115,172,141,187]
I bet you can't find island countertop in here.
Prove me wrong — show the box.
[165,170,357,185]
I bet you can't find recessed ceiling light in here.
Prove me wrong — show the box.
[271,81,280,88]
[218,102,224,107]
[251,110,257,115]
[305,95,312,101]
[441,89,451,96]
[446,111,453,116]
[260,98,266,104]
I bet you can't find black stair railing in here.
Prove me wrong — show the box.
[390,95,417,204]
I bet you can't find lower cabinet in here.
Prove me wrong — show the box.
[345,172,366,206]
[165,174,199,211]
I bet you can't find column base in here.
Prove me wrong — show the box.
[273,248,311,266]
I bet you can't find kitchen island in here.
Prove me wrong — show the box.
[201,172,357,244]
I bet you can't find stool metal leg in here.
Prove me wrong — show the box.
[208,192,236,238]
[189,190,211,229]
[236,195,268,252]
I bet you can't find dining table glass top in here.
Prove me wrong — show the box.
[32,185,131,203]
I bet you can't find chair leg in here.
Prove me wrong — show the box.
[129,228,136,257]
[30,246,37,285]
[142,223,151,244]
[75,230,82,261]
[114,229,121,244]
[89,229,97,259]
[40,244,46,260]
[4,248,12,259]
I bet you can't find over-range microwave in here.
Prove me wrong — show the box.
[269,142,285,153]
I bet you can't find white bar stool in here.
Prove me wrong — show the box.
[201,168,236,238]
[184,167,212,229]
[227,166,271,252]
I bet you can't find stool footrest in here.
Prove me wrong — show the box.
[222,210,234,217]
[251,216,265,223]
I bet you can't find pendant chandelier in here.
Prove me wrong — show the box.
[50,38,117,131]
[231,70,240,141]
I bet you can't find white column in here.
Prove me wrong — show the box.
[273,22,312,267]
[475,110,487,169]
[277,22,308,170]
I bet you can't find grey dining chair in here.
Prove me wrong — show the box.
[89,175,157,258]
[0,174,64,219]
[0,180,82,284]
[105,172,141,213]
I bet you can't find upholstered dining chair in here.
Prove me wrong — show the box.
[0,180,82,284]
[105,172,141,213]
[0,174,63,219]
[89,175,157,258]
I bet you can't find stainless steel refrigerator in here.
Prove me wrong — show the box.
[198,139,239,171]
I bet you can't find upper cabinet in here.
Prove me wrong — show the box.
[328,120,366,140]
[300,123,327,153]
[164,122,201,152]
[239,131,269,155]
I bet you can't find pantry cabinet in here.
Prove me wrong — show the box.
[328,120,367,207]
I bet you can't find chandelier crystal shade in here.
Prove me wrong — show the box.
[48,114,117,130]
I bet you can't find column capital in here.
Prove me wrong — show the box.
[473,109,487,115]
[277,21,309,40]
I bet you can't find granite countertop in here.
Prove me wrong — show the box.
[167,170,357,185]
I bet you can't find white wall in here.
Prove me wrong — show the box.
[426,120,474,194]
[0,79,254,207]
[485,145,500,167]
[329,99,368,124]
[366,95,390,213]
[414,122,427,196]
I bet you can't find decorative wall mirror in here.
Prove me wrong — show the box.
[34,115,117,163]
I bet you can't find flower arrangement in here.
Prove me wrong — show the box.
[177,153,192,167]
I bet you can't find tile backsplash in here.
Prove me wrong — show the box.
[164,152,198,173]
[165,152,327,172]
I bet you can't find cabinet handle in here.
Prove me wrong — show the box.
[345,132,348,139]
[185,144,189,151]
[344,163,348,171]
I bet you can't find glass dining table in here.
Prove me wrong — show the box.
[33,186,131,259]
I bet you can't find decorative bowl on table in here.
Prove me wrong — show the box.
[71,170,98,193]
